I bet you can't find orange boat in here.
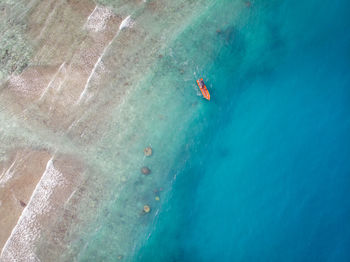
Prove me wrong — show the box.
[196,78,210,100]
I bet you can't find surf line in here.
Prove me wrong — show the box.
[76,15,134,105]
[39,62,66,101]
[0,157,63,261]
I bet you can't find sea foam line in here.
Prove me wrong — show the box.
[77,15,134,104]
[36,0,64,41]
[0,157,17,187]
[0,157,65,261]
[39,62,66,101]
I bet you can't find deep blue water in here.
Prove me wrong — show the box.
[135,0,350,261]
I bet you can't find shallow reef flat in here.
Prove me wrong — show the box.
[0,0,238,260]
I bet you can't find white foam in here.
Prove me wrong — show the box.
[64,189,77,207]
[57,63,70,92]
[0,158,17,187]
[8,75,28,94]
[0,158,66,261]
[36,0,64,40]
[39,62,66,100]
[77,30,120,104]
[77,15,134,104]
[85,6,113,32]
[119,15,134,31]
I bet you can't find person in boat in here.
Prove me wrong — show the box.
[199,79,205,88]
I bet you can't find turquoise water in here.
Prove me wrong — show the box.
[134,0,350,261]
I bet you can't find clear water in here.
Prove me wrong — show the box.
[134,0,350,261]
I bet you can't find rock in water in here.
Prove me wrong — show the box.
[144,146,152,156]
[143,205,151,213]
[141,167,151,175]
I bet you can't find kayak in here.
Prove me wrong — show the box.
[196,78,210,100]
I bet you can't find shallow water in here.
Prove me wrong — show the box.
[0,0,238,260]
[0,0,214,260]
